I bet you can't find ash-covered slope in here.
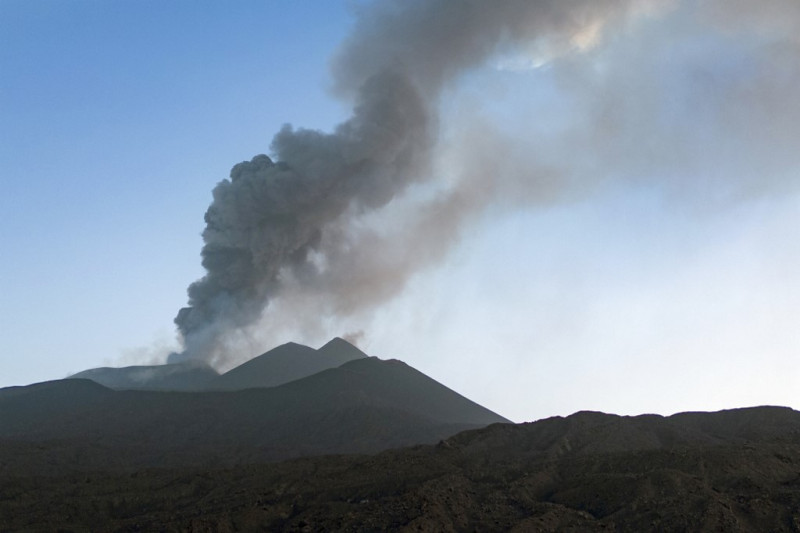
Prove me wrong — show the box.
[210,337,368,391]
[0,347,507,472]
[3,406,800,531]
[68,361,219,391]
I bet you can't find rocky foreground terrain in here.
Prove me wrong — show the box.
[2,406,800,531]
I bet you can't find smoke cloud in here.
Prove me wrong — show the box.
[171,0,800,366]
[172,68,432,363]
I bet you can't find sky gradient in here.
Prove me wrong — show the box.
[2,0,798,422]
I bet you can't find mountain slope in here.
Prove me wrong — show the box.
[277,356,509,426]
[0,354,507,472]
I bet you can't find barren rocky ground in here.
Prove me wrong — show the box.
[2,406,799,531]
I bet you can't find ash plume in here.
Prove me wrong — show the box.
[173,69,431,363]
[172,0,800,366]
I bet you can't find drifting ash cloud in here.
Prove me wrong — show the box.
[171,0,800,367]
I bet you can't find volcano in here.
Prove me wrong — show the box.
[2,338,509,471]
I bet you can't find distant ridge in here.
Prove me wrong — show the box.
[210,337,368,391]
[68,362,219,391]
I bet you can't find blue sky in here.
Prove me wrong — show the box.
[2,1,798,422]
[1,1,351,378]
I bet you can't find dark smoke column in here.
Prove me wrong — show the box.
[172,70,431,364]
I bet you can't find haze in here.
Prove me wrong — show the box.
[1,0,798,422]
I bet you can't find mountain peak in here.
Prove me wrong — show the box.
[280,341,308,349]
[322,336,355,347]
[318,337,369,364]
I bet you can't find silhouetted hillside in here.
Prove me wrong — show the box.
[279,356,508,426]
[0,354,507,473]
[2,406,799,531]
[6,340,796,531]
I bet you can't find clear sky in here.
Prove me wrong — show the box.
[2,0,798,423]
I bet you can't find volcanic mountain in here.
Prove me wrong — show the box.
[12,340,800,530]
[1,339,509,471]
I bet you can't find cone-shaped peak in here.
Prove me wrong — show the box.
[318,337,369,365]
